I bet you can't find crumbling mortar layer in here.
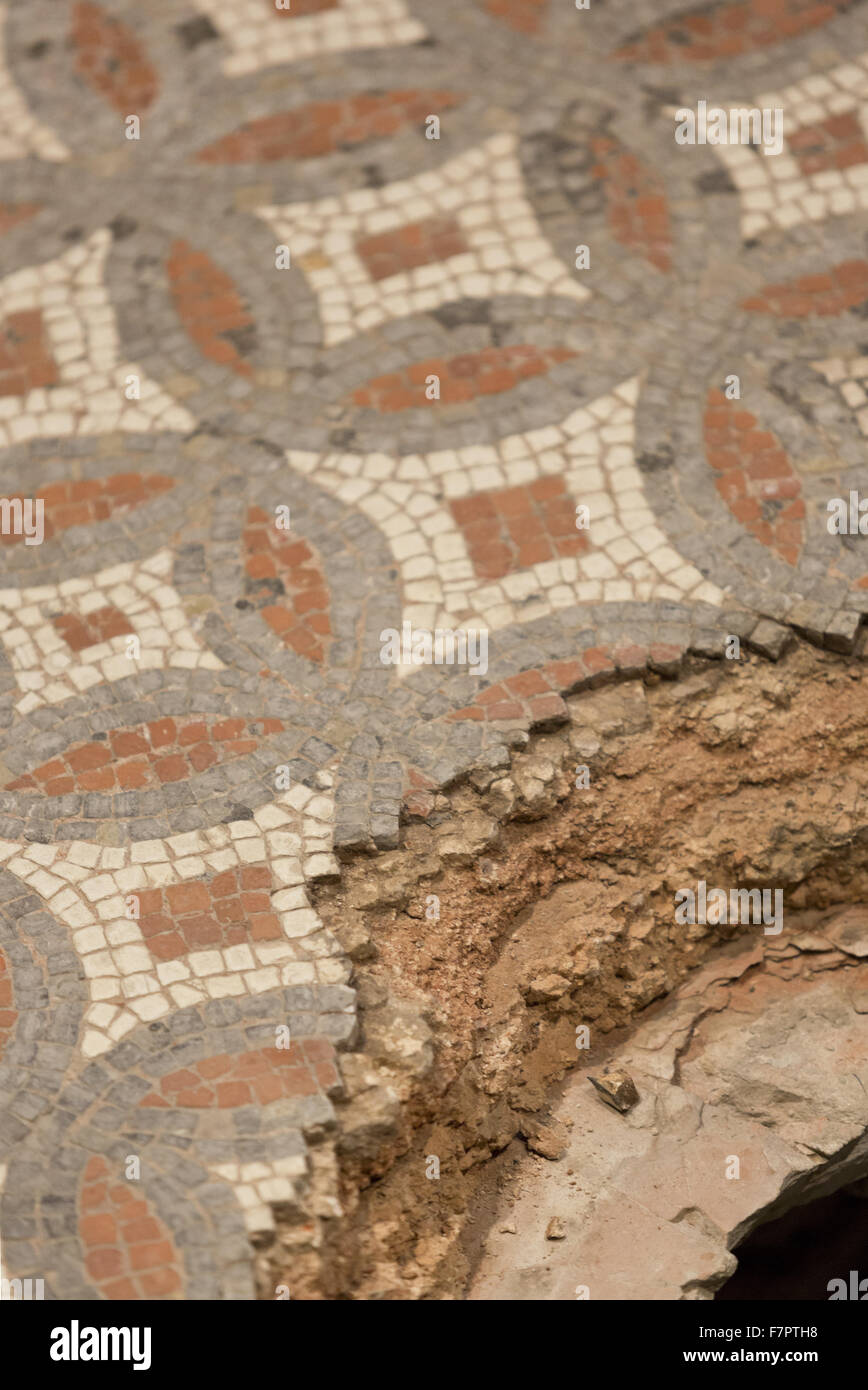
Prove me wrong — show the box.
[260,641,868,1299]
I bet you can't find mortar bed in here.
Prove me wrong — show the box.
[256,642,868,1299]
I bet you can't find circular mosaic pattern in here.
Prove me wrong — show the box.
[1,0,867,1299]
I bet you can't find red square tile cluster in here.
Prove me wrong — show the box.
[351,345,577,412]
[445,644,683,725]
[6,715,284,795]
[243,506,331,661]
[168,238,255,377]
[78,1156,182,1300]
[355,215,468,281]
[71,1,157,114]
[484,0,548,34]
[743,260,868,317]
[0,949,16,1063]
[52,604,134,653]
[195,92,464,164]
[451,476,589,580]
[0,310,58,398]
[590,135,671,273]
[617,0,854,64]
[136,865,283,962]
[704,390,804,565]
[0,474,177,547]
[789,112,868,177]
[140,1041,340,1108]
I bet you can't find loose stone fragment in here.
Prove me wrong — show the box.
[824,910,868,958]
[521,1116,568,1161]
[525,973,571,1004]
[825,610,861,655]
[588,1068,639,1114]
[747,621,794,662]
[791,933,833,953]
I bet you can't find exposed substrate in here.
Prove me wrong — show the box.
[256,642,868,1299]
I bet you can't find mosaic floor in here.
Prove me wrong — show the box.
[0,0,867,1300]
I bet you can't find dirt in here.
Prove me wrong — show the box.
[256,641,868,1299]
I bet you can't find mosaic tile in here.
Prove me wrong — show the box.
[255,134,588,346]
[188,0,428,76]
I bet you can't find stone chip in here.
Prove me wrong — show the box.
[588,1067,639,1114]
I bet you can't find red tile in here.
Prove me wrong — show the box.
[0,202,40,237]
[351,346,577,411]
[484,0,548,34]
[355,215,468,281]
[139,1041,340,1109]
[77,1168,182,1299]
[590,135,671,272]
[71,2,158,113]
[703,390,803,564]
[167,239,255,378]
[52,606,133,653]
[450,477,589,581]
[0,310,59,399]
[241,506,332,663]
[196,90,465,163]
[617,0,853,63]
[0,950,16,1062]
[5,715,284,795]
[743,260,868,317]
